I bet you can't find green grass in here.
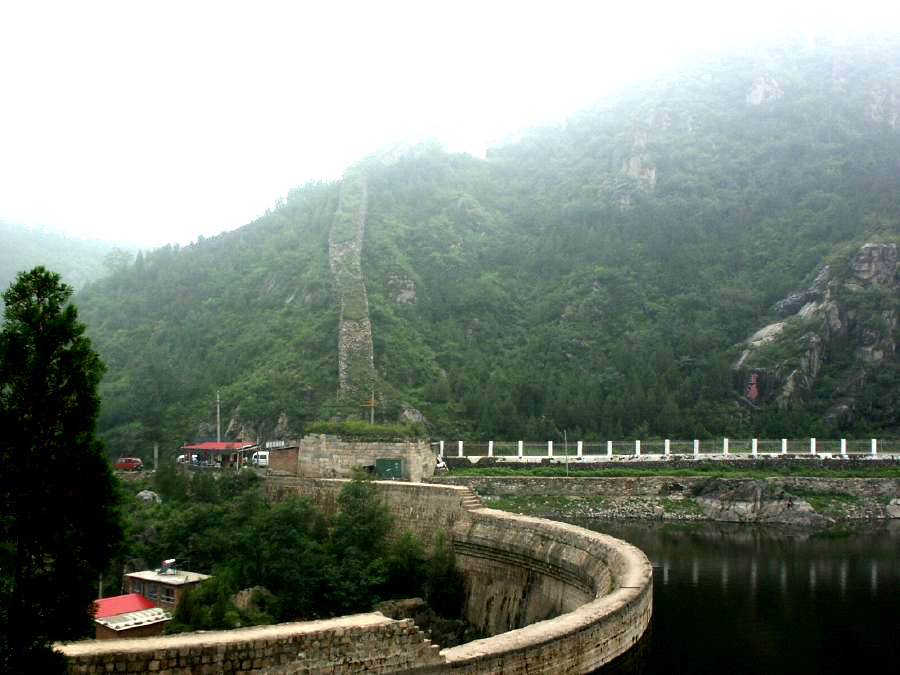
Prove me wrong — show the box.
[305,419,423,440]
[486,494,605,514]
[788,489,861,515]
[448,464,900,479]
[659,497,703,515]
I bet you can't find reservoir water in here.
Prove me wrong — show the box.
[576,519,900,674]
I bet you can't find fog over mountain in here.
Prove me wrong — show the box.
[67,32,899,457]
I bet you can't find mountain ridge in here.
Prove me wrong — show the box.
[69,33,900,455]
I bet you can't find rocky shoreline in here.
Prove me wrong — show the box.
[432,476,900,527]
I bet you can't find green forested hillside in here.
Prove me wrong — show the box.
[0,219,135,291]
[76,33,900,455]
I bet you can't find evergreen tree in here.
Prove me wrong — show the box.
[0,267,124,673]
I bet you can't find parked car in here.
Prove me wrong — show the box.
[251,451,269,468]
[115,457,143,472]
[176,454,199,463]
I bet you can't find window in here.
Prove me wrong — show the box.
[148,583,158,600]
[131,580,144,596]
[161,586,176,604]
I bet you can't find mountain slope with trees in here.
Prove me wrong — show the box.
[0,218,137,293]
[75,32,900,456]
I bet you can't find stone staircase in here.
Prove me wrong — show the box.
[460,487,484,510]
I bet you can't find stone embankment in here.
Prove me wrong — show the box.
[430,476,900,526]
[59,479,653,674]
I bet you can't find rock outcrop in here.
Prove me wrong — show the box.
[693,479,825,526]
[620,127,657,190]
[734,243,898,420]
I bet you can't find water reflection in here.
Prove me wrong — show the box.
[579,520,900,674]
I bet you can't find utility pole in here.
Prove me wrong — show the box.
[216,389,221,443]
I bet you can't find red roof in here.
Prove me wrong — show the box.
[182,442,257,452]
[94,593,155,618]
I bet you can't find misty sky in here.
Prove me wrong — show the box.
[1,0,897,247]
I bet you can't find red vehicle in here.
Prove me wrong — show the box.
[115,457,143,472]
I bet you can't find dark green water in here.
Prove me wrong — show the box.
[576,519,900,675]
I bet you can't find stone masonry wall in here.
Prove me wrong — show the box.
[266,477,471,549]
[430,475,900,499]
[62,480,653,674]
[328,169,376,399]
[61,614,444,674]
[267,478,654,673]
[295,434,436,483]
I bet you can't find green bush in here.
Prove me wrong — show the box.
[305,419,425,440]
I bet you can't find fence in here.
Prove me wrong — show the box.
[431,438,900,460]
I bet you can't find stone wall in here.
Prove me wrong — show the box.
[268,477,653,673]
[62,479,653,674]
[294,434,436,483]
[61,614,443,674]
[328,169,376,399]
[430,475,900,499]
[266,477,474,548]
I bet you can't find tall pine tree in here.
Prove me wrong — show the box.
[0,267,124,673]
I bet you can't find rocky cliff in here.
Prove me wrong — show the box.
[735,243,898,424]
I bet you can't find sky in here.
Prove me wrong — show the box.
[1,0,898,247]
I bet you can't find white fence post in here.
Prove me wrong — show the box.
[577,441,583,458]
[751,438,758,457]
[607,440,613,458]
[723,438,729,455]
[840,438,847,456]
[488,441,494,457]
[664,439,671,457]
[635,440,641,457]
[548,441,553,457]
[810,438,816,455]
[871,438,877,456]
[439,440,444,457]
[518,440,524,458]
[458,441,463,458]
[782,438,788,454]
[693,439,699,457]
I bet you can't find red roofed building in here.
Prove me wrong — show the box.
[182,442,258,452]
[180,441,257,468]
[93,593,171,640]
[94,593,154,618]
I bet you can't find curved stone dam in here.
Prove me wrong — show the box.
[60,480,652,674]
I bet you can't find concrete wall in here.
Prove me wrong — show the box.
[62,479,653,674]
[294,434,436,483]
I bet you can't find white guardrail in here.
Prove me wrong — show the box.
[432,439,898,460]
